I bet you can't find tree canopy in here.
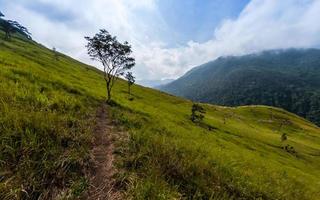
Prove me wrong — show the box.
[125,72,135,86]
[125,71,135,95]
[191,103,205,123]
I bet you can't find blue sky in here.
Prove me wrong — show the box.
[157,0,249,46]
[1,0,320,80]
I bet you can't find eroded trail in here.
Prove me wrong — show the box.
[87,104,122,200]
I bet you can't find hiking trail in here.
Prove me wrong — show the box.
[87,104,122,200]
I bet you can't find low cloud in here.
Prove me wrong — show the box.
[1,0,320,80]
[138,0,320,79]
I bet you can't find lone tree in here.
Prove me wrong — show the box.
[0,19,31,40]
[85,29,135,103]
[191,103,205,123]
[125,71,135,95]
[52,47,59,61]
[0,11,4,17]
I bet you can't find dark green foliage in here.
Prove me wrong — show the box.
[85,29,135,103]
[0,11,4,17]
[161,49,320,126]
[125,71,135,95]
[191,103,205,123]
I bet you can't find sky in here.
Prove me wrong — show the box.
[1,0,320,81]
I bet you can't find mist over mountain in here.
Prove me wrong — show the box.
[137,79,174,88]
[161,48,320,125]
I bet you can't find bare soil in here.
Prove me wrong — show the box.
[86,104,122,200]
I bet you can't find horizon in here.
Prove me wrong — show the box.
[1,0,320,82]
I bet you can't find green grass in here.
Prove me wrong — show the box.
[0,33,105,199]
[1,32,320,200]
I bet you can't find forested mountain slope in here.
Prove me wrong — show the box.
[161,49,320,126]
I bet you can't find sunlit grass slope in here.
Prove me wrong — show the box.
[0,32,320,200]
[0,32,106,199]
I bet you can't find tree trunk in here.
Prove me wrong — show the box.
[106,80,111,103]
[107,88,111,103]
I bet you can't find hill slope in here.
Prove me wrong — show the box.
[1,32,320,199]
[161,49,320,126]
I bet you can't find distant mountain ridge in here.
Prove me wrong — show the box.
[137,79,174,88]
[161,48,320,125]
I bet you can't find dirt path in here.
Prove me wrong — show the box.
[86,104,122,200]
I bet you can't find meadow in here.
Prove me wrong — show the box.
[0,31,320,199]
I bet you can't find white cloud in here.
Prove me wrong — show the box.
[2,0,320,80]
[138,0,320,79]
[2,0,163,69]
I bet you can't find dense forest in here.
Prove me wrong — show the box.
[161,49,320,125]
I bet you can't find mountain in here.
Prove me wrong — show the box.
[161,49,320,126]
[1,31,320,199]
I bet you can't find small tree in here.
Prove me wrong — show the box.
[191,103,205,123]
[52,47,59,61]
[85,29,135,103]
[0,11,4,17]
[125,72,135,95]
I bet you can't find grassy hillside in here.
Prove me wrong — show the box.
[1,32,320,200]
[161,49,320,126]
[0,32,106,199]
